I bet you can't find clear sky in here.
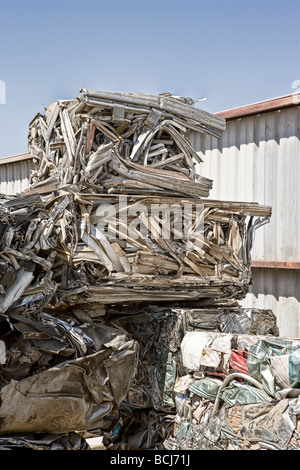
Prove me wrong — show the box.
[0,0,299,158]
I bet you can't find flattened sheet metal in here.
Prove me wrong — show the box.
[0,320,138,435]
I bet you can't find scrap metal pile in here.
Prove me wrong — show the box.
[25,89,271,305]
[100,306,300,451]
[0,89,290,451]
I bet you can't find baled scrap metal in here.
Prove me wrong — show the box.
[0,308,138,435]
[28,90,221,198]
[93,305,283,450]
[25,90,271,305]
[0,193,58,314]
[0,192,139,436]
[54,195,271,305]
[90,308,296,450]
[159,330,300,450]
[180,331,300,387]
[0,89,274,447]
[170,393,300,451]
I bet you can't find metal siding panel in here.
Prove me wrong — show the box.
[244,118,255,202]
[277,111,287,261]
[190,106,300,263]
[191,106,300,338]
[242,268,300,338]
[0,165,6,194]
[0,160,33,195]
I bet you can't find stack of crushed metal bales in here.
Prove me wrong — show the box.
[2,90,297,451]
[25,89,271,304]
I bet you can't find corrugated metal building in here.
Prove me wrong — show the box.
[189,92,300,338]
[0,152,34,195]
[1,92,299,337]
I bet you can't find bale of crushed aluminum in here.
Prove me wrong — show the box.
[0,191,269,312]
[28,89,225,198]
[23,90,271,306]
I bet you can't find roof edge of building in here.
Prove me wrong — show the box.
[216,93,300,120]
[0,152,33,166]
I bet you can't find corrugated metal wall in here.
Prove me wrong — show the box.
[243,268,300,339]
[189,104,300,337]
[0,154,34,195]
[1,109,300,337]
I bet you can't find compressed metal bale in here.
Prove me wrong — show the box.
[0,337,138,434]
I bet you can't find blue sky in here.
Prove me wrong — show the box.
[0,0,299,158]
